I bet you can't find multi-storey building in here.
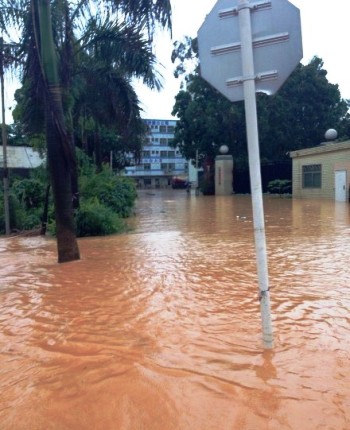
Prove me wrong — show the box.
[124,119,188,188]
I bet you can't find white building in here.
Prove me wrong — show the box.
[124,119,188,188]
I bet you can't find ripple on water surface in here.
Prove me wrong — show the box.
[0,192,349,429]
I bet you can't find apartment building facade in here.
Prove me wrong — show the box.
[124,119,188,188]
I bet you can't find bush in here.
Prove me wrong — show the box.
[199,177,215,195]
[12,178,46,209]
[267,179,292,195]
[80,166,137,217]
[1,150,137,237]
[75,198,126,237]
[0,188,39,233]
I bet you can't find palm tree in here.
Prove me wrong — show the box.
[37,0,80,262]
[0,0,172,262]
[73,17,162,169]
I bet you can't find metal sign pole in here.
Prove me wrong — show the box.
[238,0,273,348]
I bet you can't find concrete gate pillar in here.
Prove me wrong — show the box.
[215,147,233,195]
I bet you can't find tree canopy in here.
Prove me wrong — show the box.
[171,37,350,169]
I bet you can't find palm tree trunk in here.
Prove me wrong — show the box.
[94,126,102,172]
[40,184,50,236]
[37,0,80,262]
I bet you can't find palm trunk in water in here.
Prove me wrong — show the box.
[37,0,80,262]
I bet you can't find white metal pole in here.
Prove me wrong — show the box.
[238,0,273,348]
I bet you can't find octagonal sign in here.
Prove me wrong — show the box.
[198,0,303,102]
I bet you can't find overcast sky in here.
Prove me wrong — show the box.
[135,0,350,120]
[3,0,349,123]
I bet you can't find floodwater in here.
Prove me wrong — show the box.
[0,190,349,430]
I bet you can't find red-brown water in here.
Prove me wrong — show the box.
[1,190,349,430]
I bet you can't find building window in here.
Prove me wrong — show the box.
[161,163,175,172]
[302,164,322,188]
[167,126,175,133]
[160,138,167,145]
[159,125,167,133]
[144,164,151,171]
[168,150,175,157]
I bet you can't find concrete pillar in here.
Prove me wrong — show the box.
[215,154,233,195]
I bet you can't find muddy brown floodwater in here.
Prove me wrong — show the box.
[1,190,349,430]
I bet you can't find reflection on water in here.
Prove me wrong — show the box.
[0,190,349,429]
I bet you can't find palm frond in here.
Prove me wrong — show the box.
[0,0,29,36]
[78,17,163,89]
[113,0,172,37]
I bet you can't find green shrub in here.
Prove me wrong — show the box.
[12,178,45,209]
[76,148,95,177]
[75,198,125,237]
[1,150,137,237]
[199,177,215,195]
[267,179,292,195]
[19,211,42,230]
[80,166,137,217]
[0,189,27,233]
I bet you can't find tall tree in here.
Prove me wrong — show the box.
[171,37,350,168]
[171,37,246,170]
[8,0,171,162]
[37,0,80,262]
[172,75,247,167]
[257,57,350,161]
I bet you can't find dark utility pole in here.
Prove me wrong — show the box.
[0,37,10,235]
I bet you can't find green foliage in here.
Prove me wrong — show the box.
[0,123,27,146]
[199,176,215,195]
[76,147,95,177]
[16,208,43,230]
[0,190,42,234]
[172,75,247,168]
[1,153,137,236]
[80,166,137,218]
[75,198,125,237]
[267,179,292,195]
[171,38,350,169]
[8,0,168,167]
[257,57,350,160]
[12,178,45,209]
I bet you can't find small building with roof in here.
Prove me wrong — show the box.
[289,139,350,201]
